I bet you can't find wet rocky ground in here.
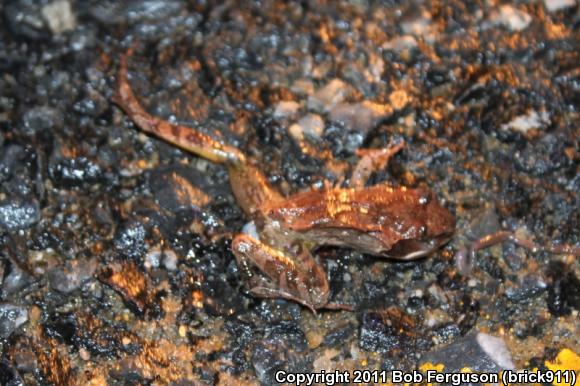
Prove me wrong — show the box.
[0,0,579,385]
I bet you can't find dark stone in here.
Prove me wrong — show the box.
[323,323,355,347]
[201,274,245,316]
[125,0,186,23]
[22,106,64,136]
[547,269,580,316]
[0,145,26,182]
[0,361,25,386]
[73,89,108,117]
[323,122,364,158]
[505,275,547,303]
[0,199,40,231]
[43,313,77,345]
[478,253,505,280]
[456,295,480,334]
[431,323,461,345]
[514,134,571,176]
[425,67,454,88]
[251,321,310,385]
[360,280,398,308]
[1,264,35,298]
[114,222,147,260]
[49,156,102,187]
[147,165,218,213]
[4,2,50,42]
[406,295,426,312]
[0,144,45,204]
[359,307,417,355]
[43,312,122,358]
[223,319,255,373]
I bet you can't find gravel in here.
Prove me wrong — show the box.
[0,0,578,383]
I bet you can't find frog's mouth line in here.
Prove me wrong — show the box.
[387,236,452,260]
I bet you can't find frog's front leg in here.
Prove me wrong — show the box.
[232,234,331,312]
[455,230,580,274]
[350,139,405,188]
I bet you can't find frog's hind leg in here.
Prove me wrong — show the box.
[232,234,331,312]
[114,47,282,215]
[113,47,245,165]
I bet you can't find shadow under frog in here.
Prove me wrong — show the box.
[113,48,455,312]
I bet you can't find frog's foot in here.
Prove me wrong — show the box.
[323,302,355,312]
[247,281,320,314]
[456,230,580,274]
[351,139,405,188]
[246,273,353,313]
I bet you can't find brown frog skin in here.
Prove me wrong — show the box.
[113,47,456,312]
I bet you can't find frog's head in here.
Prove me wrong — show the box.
[385,189,455,260]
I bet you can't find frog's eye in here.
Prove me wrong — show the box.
[290,242,303,255]
[419,194,429,205]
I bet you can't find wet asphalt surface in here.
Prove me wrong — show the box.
[0,0,578,385]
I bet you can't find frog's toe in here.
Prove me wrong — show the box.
[249,286,318,314]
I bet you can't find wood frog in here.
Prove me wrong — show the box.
[113,48,456,311]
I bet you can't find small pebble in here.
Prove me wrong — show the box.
[329,101,393,133]
[163,250,179,271]
[145,249,162,269]
[307,79,351,113]
[291,79,315,95]
[41,0,76,34]
[382,35,418,51]
[79,347,90,361]
[476,333,515,369]
[22,106,63,135]
[273,101,301,118]
[543,0,576,12]
[501,110,550,134]
[420,331,515,372]
[289,114,324,141]
[48,258,98,294]
[490,5,532,31]
[0,304,28,339]
[401,13,437,41]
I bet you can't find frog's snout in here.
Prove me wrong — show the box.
[426,201,456,238]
